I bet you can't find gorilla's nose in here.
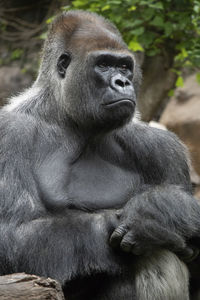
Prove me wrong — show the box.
[110,74,133,94]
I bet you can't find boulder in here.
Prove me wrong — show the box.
[160,74,200,199]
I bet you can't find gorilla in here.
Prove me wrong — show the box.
[0,10,200,300]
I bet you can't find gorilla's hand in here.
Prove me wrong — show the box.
[109,187,200,262]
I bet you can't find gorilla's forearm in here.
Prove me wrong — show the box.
[135,185,200,238]
[110,184,200,260]
[0,210,122,284]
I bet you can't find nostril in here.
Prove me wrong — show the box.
[111,75,132,91]
[115,79,125,87]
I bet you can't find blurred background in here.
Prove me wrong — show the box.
[0,0,200,199]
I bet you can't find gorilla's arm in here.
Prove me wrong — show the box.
[110,123,200,260]
[110,186,200,258]
[0,211,120,284]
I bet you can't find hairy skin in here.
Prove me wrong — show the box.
[0,10,200,300]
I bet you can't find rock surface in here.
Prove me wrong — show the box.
[160,74,200,199]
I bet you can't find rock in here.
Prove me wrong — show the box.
[160,74,200,200]
[0,273,65,300]
[190,164,200,201]
[149,121,167,130]
[0,66,33,106]
[195,186,200,201]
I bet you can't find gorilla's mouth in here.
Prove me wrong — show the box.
[104,98,135,107]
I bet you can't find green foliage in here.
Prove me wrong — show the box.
[196,72,200,84]
[11,49,24,60]
[64,0,200,69]
[46,16,56,24]
[39,32,48,40]
[168,89,174,97]
[175,76,184,87]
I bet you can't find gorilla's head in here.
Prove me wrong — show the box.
[39,10,141,131]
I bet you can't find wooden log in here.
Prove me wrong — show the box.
[0,273,65,300]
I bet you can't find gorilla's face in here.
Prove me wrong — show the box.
[53,12,137,131]
[57,51,136,131]
[87,49,136,127]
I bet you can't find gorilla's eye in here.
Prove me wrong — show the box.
[118,61,133,72]
[120,64,128,70]
[96,57,111,70]
[57,53,71,78]
[97,61,109,69]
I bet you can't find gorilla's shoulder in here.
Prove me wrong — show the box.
[118,120,185,150]
[0,110,37,137]
[112,120,188,166]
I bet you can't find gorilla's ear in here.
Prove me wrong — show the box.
[57,53,71,78]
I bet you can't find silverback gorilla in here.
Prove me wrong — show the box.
[0,10,200,300]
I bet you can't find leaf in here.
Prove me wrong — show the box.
[108,0,121,4]
[128,41,144,52]
[196,73,200,84]
[171,68,181,75]
[164,22,173,36]
[181,48,188,58]
[194,5,200,13]
[39,32,47,40]
[132,20,143,27]
[168,89,174,97]
[72,0,86,8]
[147,47,160,56]
[11,49,24,60]
[175,48,188,62]
[128,6,136,11]
[101,5,110,11]
[142,8,155,21]
[131,27,144,36]
[149,2,164,9]
[139,31,156,48]
[175,76,184,87]
[46,16,55,24]
[61,5,70,11]
[150,16,164,27]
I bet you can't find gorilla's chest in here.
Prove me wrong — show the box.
[37,146,140,210]
[67,154,137,210]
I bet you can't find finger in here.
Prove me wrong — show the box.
[120,231,135,253]
[121,231,150,255]
[109,224,129,248]
[176,245,200,263]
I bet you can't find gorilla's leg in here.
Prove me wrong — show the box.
[135,250,189,300]
[94,250,189,300]
[94,272,136,300]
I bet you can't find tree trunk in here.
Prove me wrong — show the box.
[0,273,65,300]
[138,54,176,122]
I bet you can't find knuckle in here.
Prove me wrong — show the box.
[109,224,130,248]
[177,246,200,263]
[115,224,129,235]
[120,241,132,252]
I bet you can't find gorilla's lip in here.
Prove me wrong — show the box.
[103,98,135,107]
